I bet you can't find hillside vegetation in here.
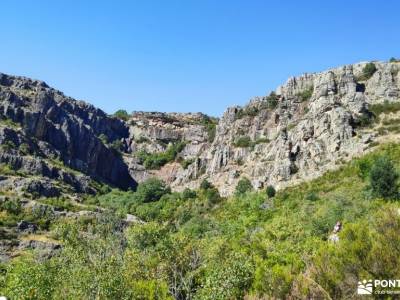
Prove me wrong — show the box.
[1,143,400,299]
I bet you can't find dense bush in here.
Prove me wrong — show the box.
[353,111,374,127]
[182,188,197,199]
[1,140,16,151]
[265,91,279,109]
[134,178,171,203]
[200,116,217,142]
[200,179,213,190]
[18,143,31,155]
[369,156,398,199]
[199,179,221,204]
[233,136,269,149]
[180,158,195,169]
[233,136,252,148]
[358,62,377,81]
[138,141,186,169]
[235,177,253,195]
[113,109,129,121]
[266,185,276,198]
[296,85,313,102]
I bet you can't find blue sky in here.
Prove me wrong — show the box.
[1,1,399,116]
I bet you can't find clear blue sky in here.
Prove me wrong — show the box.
[1,1,399,116]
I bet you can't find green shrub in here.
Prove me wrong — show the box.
[198,179,221,204]
[233,136,269,149]
[0,163,17,176]
[357,157,373,179]
[235,107,259,120]
[389,57,399,63]
[266,185,276,198]
[0,117,20,129]
[369,156,399,199]
[138,141,186,169]
[305,191,319,201]
[200,179,213,190]
[296,86,313,102]
[195,254,253,299]
[110,139,123,152]
[353,111,375,127]
[204,187,221,205]
[113,109,129,121]
[254,137,270,144]
[181,158,195,169]
[200,116,218,142]
[253,264,294,299]
[233,136,252,148]
[182,188,197,200]
[98,184,111,195]
[1,199,22,215]
[19,143,31,155]
[358,62,377,81]
[98,134,108,144]
[369,100,400,116]
[266,91,279,109]
[1,140,16,151]
[135,178,171,203]
[235,177,253,195]
[136,136,150,143]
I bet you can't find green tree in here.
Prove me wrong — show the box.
[369,156,398,199]
[235,177,253,195]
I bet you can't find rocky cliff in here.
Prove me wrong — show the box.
[0,73,136,197]
[1,60,399,197]
[167,61,400,195]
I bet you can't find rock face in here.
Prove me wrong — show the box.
[124,111,216,183]
[168,61,400,195]
[1,60,399,196]
[0,73,136,195]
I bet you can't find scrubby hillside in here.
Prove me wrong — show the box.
[1,143,400,298]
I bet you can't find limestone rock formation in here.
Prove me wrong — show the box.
[169,61,400,195]
[0,73,136,196]
[1,60,399,197]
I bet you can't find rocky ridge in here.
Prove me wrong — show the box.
[1,60,399,197]
[167,61,400,195]
[0,73,136,197]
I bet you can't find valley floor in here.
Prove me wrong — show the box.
[1,143,400,299]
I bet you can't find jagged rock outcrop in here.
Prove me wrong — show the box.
[0,73,136,195]
[1,61,399,196]
[169,61,400,195]
[124,111,216,183]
